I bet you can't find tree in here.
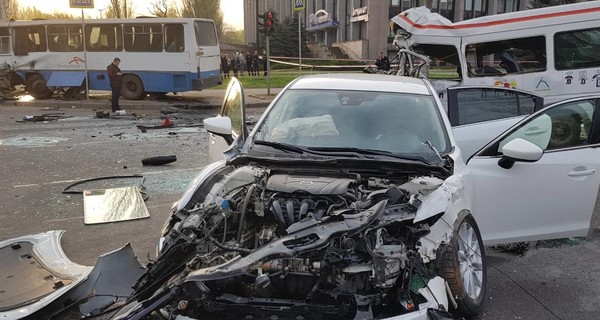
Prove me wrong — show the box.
[528,0,575,9]
[221,24,244,45]
[1,0,19,20]
[259,14,310,57]
[17,7,75,20]
[106,0,135,18]
[180,0,224,36]
[148,0,179,18]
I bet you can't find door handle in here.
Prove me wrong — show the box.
[524,127,547,136]
[568,169,596,177]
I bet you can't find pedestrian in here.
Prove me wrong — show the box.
[107,57,125,115]
[375,51,391,71]
[232,52,240,77]
[245,51,253,76]
[262,50,268,76]
[238,51,246,76]
[252,50,259,76]
[221,53,231,78]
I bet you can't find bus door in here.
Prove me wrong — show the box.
[193,20,221,89]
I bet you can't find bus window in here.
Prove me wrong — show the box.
[194,21,218,46]
[412,44,461,79]
[165,24,184,52]
[86,25,123,52]
[14,26,47,53]
[0,28,9,54]
[555,27,600,70]
[124,24,163,52]
[48,26,82,52]
[466,36,546,77]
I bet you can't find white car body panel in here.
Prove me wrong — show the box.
[468,147,599,245]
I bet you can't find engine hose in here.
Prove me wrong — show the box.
[271,200,287,229]
[208,235,252,254]
[237,184,256,243]
[299,202,309,218]
[286,200,295,225]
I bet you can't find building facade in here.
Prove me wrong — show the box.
[242,0,576,61]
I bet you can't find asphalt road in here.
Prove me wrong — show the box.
[1,97,600,320]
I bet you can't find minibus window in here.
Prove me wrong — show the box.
[555,27,600,70]
[466,36,546,77]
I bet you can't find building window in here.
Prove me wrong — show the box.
[464,0,488,20]
[390,0,400,6]
[431,0,454,21]
[498,0,520,14]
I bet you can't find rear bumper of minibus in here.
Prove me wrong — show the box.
[193,74,222,90]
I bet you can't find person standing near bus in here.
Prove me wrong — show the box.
[245,51,253,76]
[252,51,260,76]
[107,58,125,115]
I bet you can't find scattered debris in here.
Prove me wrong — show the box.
[0,137,69,147]
[83,186,150,224]
[96,111,110,118]
[19,113,73,122]
[141,155,177,166]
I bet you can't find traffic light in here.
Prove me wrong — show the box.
[257,12,266,33]
[266,11,275,34]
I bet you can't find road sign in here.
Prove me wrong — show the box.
[294,0,305,12]
[70,0,94,9]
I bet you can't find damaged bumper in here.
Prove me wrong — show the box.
[0,230,145,319]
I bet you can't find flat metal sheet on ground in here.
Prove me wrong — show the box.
[83,186,149,224]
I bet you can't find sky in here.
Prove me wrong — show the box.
[16,0,245,29]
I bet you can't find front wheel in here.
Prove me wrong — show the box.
[121,74,145,100]
[26,74,53,99]
[437,212,487,318]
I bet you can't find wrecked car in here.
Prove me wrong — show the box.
[2,75,598,320]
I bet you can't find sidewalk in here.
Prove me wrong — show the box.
[0,88,281,111]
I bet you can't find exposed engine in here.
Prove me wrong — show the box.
[127,166,447,320]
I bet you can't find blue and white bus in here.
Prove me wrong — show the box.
[0,17,222,99]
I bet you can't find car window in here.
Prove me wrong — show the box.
[454,88,537,126]
[253,89,451,155]
[220,83,243,135]
[498,99,596,152]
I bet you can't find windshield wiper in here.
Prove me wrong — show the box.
[422,141,443,162]
[307,147,430,163]
[252,140,311,154]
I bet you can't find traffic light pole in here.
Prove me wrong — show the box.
[266,35,270,95]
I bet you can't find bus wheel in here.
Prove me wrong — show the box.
[121,75,145,100]
[26,74,53,99]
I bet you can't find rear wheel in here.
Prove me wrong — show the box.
[437,212,486,318]
[26,74,53,99]
[121,74,145,100]
[549,116,581,148]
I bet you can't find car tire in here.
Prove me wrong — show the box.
[121,74,145,100]
[437,211,487,318]
[26,74,53,99]
[549,115,581,148]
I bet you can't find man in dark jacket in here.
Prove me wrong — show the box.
[107,57,125,114]
[375,52,391,71]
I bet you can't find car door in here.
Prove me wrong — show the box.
[447,87,544,159]
[207,78,247,163]
[466,97,600,245]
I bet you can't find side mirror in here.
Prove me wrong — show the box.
[498,138,543,169]
[204,116,233,144]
